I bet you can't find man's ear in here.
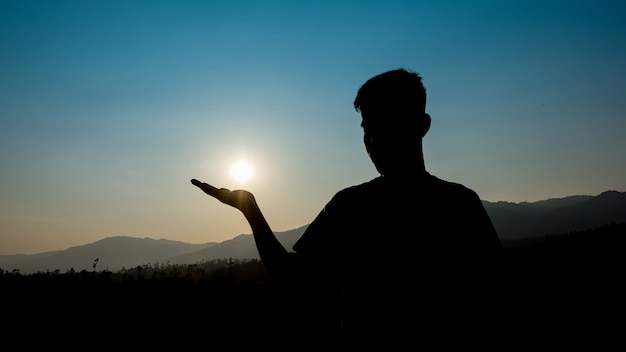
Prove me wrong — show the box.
[419,113,431,137]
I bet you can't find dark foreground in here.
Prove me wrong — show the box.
[2,223,625,351]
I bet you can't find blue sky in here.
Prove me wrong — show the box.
[1,0,625,254]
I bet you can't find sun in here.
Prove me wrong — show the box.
[230,159,253,184]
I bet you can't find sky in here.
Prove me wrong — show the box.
[1,0,625,255]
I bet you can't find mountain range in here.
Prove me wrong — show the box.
[2,190,624,274]
[484,189,626,246]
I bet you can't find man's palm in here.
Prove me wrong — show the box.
[191,179,255,211]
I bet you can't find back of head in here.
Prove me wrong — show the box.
[353,68,427,120]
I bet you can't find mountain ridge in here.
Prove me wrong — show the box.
[484,189,626,243]
[2,191,624,273]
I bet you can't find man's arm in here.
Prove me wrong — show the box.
[190,179,291,276]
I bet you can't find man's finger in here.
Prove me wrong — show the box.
[191,179,221,196]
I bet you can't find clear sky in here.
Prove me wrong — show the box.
[1,0,625,255]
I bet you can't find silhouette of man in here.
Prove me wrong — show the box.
[192,68,503,350]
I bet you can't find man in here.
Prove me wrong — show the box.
[192,68,502,350]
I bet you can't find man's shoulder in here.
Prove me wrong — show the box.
[333,174,478,195]
[333,176,385,197]
[428,174,479,195]
[425,177,485,208]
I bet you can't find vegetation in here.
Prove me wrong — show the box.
[2,223,623,351]
[1,258,287,351]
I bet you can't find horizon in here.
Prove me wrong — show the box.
[2,1,625,255]
[3,189,623,256]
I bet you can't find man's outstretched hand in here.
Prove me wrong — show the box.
[191,179,256,212]
[191,178,288,269]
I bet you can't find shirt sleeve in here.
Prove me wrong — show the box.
[293,200,339,257]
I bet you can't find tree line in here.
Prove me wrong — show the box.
[1,222,623,351]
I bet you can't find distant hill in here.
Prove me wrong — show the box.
[0,227,307,274]
[1,191,624,273]
[484,190,626,246]
[166,225,307,264]
[0,237,218,274]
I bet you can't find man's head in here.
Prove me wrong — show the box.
[354,68,431,176]
[354,68,427,116]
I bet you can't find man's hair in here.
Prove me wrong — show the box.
[353,68,427,114]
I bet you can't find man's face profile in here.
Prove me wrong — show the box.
[359,104,431,176]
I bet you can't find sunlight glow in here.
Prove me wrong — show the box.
[230,160,253,184]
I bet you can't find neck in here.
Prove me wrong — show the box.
[381,162,428,179]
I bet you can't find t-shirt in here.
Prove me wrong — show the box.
[288,172,503,349]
